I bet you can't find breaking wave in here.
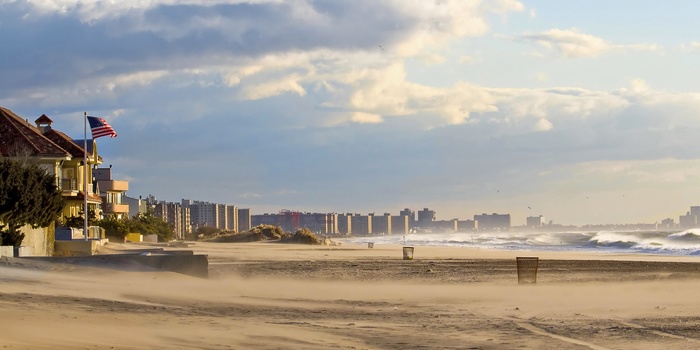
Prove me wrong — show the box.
[340,228,700,256]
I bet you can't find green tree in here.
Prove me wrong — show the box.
[0,158,65,246]
[126,213,174,242]
[64,208,98,228]
[95,214,130,239]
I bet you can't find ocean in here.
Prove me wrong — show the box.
[338,228,700,256]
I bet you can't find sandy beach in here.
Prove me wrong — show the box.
[3,241,700,349]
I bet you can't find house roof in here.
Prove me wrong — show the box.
[43,129,95,159]
[35,114,53,124]
[0,106,70,159]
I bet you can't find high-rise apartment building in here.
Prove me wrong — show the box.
[417,208,435,229]
[372,213,392,235]
[351,214,372,235]
[391,214,409,236]
[238,208,251,232]
[400,208,415,229]
[474,213,511,231]
[338,213,353,235]
[526,215,545,228]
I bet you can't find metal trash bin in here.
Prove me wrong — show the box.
[368,242,374,248]
[516,257,539,284]
[402,246,414,260]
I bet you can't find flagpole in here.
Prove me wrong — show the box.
[83,112,88,241]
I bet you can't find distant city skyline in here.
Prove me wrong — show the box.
[3,1,700,226]
[142,193,697,229]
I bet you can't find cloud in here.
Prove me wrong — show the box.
[679,41,700,52]
[0,0,525,124]
[238,192,262,199]
[351,112,383,124]
[458,55,473,64]
[485,86,630,128]
[533,118,553,131]
[517,28,660,58]
[238,74,307,100]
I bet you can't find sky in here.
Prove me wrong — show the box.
[2,0,700,226]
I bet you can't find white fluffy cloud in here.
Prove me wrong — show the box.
[518,28,660,58]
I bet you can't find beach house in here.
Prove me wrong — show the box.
[0,106,129,255]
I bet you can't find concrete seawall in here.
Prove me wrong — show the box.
[25,253,209,278]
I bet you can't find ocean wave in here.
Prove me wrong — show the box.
[338,229,700,256]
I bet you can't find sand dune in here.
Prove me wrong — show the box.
[2,242,700,349]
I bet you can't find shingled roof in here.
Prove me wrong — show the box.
[0,106,70,159]
[35,114,53,124]
[43,129,95,159]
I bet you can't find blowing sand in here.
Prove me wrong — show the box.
[3,241,700,349]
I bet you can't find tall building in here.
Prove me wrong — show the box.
[417,208,435,229]
[226,205,239,232]
[338,213,353,235]
[188,201,218,229]
[299,213,337,235]
[237,208,251,232]
[457,220,477,231]
[432,219,457,232]
[400,208,415,229]
[351,214,372,235]
[526,215,545,228]
[660,218,675,229]
[153,201,168,221]
[679,211,697,228]
[180,205,191,239]
[691,206,700,219]
[372,213,392,235]
[217,204,228,230]
[251,211,338,234]
[391,214,409,236]
[474,213,511,231]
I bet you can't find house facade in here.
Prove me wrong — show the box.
[0,106,129,254]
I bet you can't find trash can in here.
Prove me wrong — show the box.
[516,257,539,284]
[368,242,374,248]
[403,246,415,260]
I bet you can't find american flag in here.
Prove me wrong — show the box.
[87,116,117,139]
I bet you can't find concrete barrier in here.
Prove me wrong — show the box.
[54,240,109,256]
[25,253,209,278]
[1,246,14,257]
[14,246,33,257]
